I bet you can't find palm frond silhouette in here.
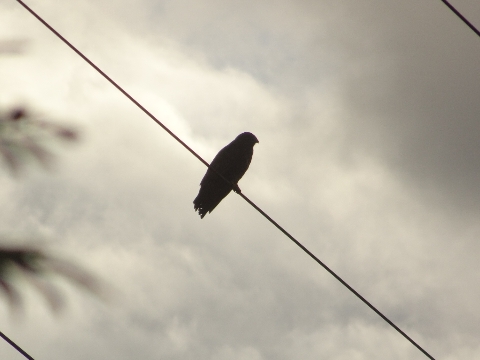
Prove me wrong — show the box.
[0,106,78,175]
[0,245,105,311]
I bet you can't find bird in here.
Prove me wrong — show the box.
[194,132,259,218]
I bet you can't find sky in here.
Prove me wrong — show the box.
[0,0,479,359]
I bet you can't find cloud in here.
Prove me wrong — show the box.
[325,1,480,213]
[1,0,479,359]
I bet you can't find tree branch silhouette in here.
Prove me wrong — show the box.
[0,40,105,312]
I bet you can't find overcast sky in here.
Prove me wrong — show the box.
[1,0,479,359]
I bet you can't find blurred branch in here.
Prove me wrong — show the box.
[0,245,107,312]
[0,39,28,55]
[0,106,79,175]
[0,38,104,314]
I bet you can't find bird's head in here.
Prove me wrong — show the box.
[236,132,259,145]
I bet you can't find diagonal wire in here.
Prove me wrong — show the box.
[15,1,209,170]
[440,0,480,37]
[240,195,435,360]
[16,1,435,359]
[0,331,34,360]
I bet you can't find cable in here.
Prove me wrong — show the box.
[14,1,209,170]
[0,331,34,360]
[240,195,435,358]
[440,0,480,37]
[16,1,435,359]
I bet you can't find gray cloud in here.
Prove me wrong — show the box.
[101,0,480,213]
[1,0,479,359]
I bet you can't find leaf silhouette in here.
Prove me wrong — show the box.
[0,245,107,311]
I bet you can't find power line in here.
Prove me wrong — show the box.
[440,0,480,37]
[16,1,435,359]
[0,331,34,360]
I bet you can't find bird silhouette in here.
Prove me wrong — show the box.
[194,132,259,218]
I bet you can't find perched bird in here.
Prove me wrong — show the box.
[194,132,259,218]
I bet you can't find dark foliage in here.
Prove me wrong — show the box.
[0,246,105,311]
[0,106,79,175]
